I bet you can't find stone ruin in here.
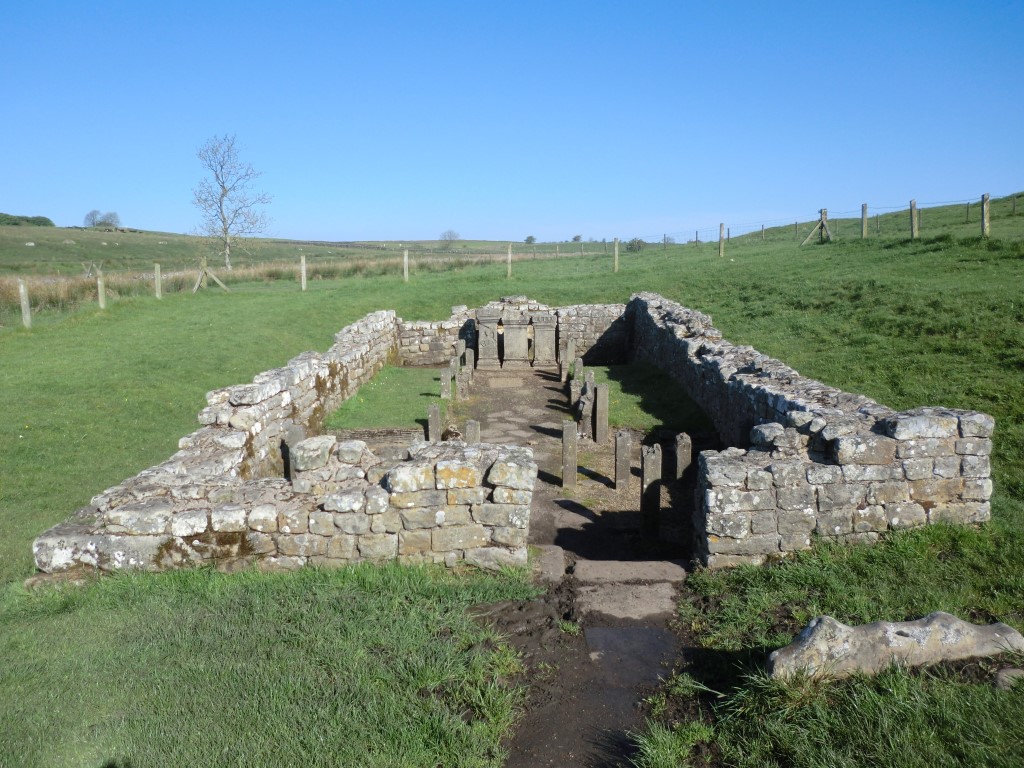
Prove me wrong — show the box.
[33,293,994,575]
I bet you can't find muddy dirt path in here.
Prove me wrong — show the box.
[455,368,693,767]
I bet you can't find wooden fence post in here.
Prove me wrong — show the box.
[694,229,699,244]
[910,199,919,239]
[613,237,619,273]
[876,213,880,234]
[300,254,307,291]
[981,193,990,238]
[861,204,868,239]
[154,263,162,299]
[403,249,409,283]
[97,270,106,310]
[794,221,798,240]
[18,279,31,329]
[506,243,512,278]
[761,224,765,241]
[719,223,725,257]
[965,201,970,223]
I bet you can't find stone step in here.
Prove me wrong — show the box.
[571,559,688,585]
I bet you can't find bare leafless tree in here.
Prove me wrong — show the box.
[440,229,460,243]
[193,134,271,270]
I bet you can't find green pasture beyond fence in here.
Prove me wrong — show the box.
[1,192,1021,330]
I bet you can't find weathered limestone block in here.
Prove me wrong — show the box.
[776,484,817,511]
[959,412,995,437]
[448,487,486,505]
[432,525,490,551]
[886,501,927,530]
[769,612,1024,680]
[400,508,446,529]
[291,436,337,472]
[171,510,209,537]
[323,490,365,514]
[435,460,483,489]
[486,454,538,490]
[364,486,390,514]
[707,533,780,555]
[897,438,957,459]
[384,462,435,492]
[833,434,897,465]
[853,505,888,533]
[277,533,327,557]
[706,511,751,539]
[883,409,960,440]
[399,529,433,555]
[390,490,446,509]
[334,513,371,535]
[308,510,335,536]
[211,504,248,532]
[248,504,278,533]
[358,533,398,559]
[105,499,173,535]
[473,504,529,528]
[334,440,367,464]
[490,526,528,547]
[816,508,853,537]
[929,502,990,525]
[278,508,309,534]
[465,547,528,569]
[491,487,532,505]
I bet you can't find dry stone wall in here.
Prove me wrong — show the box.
[626,292,994,567]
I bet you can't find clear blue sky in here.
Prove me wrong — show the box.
[2,1,1021,242]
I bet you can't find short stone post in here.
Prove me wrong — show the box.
[300,254,307,291]
[594,384,609,444]
[981,193,991,238]
[18,279,31,329]
[403,249,409,283]
[562,421,577,490]
[641,444,662,536]
[427,404,441,442]
[476,309,502,369]
[615,430,632,490]
[674,432,692,480]
[154,263,162,299]
[569,376,583,409]
[456,339,467,366]
[465,347,475,376]
[440,373,452,400]
[450,355,459,380]
[465,419,481,444]
[613,237,619,273]
[97,270,106,310]
[910,199,919,240]
[456,370,471,399]
[861,203,868,239]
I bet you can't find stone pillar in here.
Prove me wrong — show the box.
[456,338,466,363]
[465,347,475,375]
[455,370,471,399]
[579,371,596,440]
[440,374,451,400]
[465,419,481,444]
[476,309,501,370]
[594,384,609,444]
[562,421,577,489]
[561,338,577,383]
[570,377,583,410]
[573,357,584,380]
[615,429,632,490]
[449,356,459,381]
[427,404,441,442]
[531,313,558,368]
[641,444,662,536]
[501,310,531,368]
[674,433,692,480]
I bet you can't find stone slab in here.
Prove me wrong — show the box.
[572,559,688,585]
[532,544,566,584]
[576,582,678,621]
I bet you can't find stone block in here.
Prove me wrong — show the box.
[897,438,957,459]
[358,533,398,560]
[958,412,995,438]
[401,507,446,530]
[778,508,817,534]
[334,440,367,464]
[370,510,402,534]
[886,502,927,530]
[884,411,959,440]
[706,533,780,556]
[442,505,473,525]
[867,481,910,505]
[490,526,528,547]
[448,488,486,505]
[707,511,751,539]
[308,510,335,536]
[963,478,993,501]
[384,462,435,493]
[708,487,776,514]
[841,464,905,482]
[902,459,934,481]
[705,457,749,487]
[929,502,990,525]
[435,460,483,489]
[487,456,538,491]
[211,505,248,533]
[816,483,867,511]
[706,553,767,569]
[473,504,529,528]
[171,510,209,537]
[750,511,778,535]
[853,505,888,533]
[248,504,278,533]
[364,486,390,514]
[432,525,490,552]
[491,487,531,505]
[961,455,991,478]
[390,490,447,509]
[246,532,276,555]
[322,490,366,514]
[464,547,528,570]
[278,509,308,535]
[955,438,992,456]
[291,436,337,472]
[910,478,964,504]
[815,509,853,536]
[769,461,806,487]
[806,464,844,485]
[933,457,962,478]
[105,499,172,535]
[399,529,433,555]
[780,533,812,552]
[777,484,817,511]
[833,434,897,465]
[277,534,327,557]
[746,469,773,491]
[333,513,371,535]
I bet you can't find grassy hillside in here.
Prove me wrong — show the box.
[1,195,1023,766]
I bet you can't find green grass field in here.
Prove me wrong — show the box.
[1,194,1023,766]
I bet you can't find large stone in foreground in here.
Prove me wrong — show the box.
[768,612,1024,680]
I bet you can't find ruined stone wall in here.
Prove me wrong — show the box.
[555,303,628,363]
[396,305,476,366]
[626,292,994,567]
